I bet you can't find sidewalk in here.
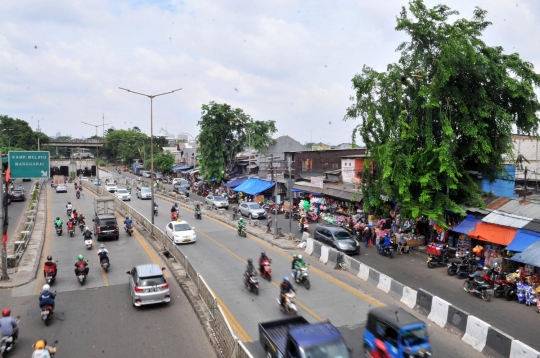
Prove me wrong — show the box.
[0,185,47,288]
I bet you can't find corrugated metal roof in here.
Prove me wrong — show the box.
[482,210,532,228]
[524,220,540,233]
[497,200,540,220]
[486,197,512,210]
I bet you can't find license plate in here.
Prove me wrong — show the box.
[183,238,191,242]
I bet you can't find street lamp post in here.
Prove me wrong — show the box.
[228,121,251,176]
[119,87,182,226]
[0,128,13,281]
[81,121,111,183]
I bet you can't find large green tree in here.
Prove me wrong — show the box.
[153,151,175,172]
[197,102,277,182]
[103,129,149,164]
[345,0,540,223]
[0,115,50,152]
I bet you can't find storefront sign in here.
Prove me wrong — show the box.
[311,177,324,188]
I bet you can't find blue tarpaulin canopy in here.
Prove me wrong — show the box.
[223,177,248,188]
[451,217,480,234]
[511,240,540,266]
[233,178,275,195]
[172,165,192,171]
[506,229,540,252]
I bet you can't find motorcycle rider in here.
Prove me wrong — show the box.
[469,266,487,291]
[244,258,256,284]
[0,308,19,343]
[82,227,92,240]
[72,209,78,221]
[171,203,179,216]
[43,256,57,279]
[299,215,308,232]
[153,200,158,214]
[259,251,270,274]
[379,233,392,254]
[66,202,72,213]
[74,255,89,277]
[54,217,63,230]
[279,277,296,312]
[67,218,75,233]
[237,218,246,233]
[32,339,57,358]
[97,244,110,265]
[293,255,307,282]
[291,253,299,278]
[77,212,86,226]
[38,285,56,310]
[124,216,133,232]
[194,203,201,218]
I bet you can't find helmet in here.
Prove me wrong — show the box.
[247,258,253,265]
[292,253,298,258]
[261,251,266,256]
[73,209,77,212]
[34,340,46,349]
[283,277,290,282]
[85,227,89,231]
[298,254,303,260]
[68,202,71,204]
[47,255,52,261]
[268,215,272,219]
[77,254,83,260]
[56,217,60,220]
[2,308,10,317]
[42,284,50,291]
[79,212,83,216]
[126,216,129,220]
[100,244,105,249]
[483,266,488,271]
[175,202,178,206]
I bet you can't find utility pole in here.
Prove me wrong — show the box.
[272,156,278,237]
[288,159,292,233]
[523,167,529,202]
[37,120,40,151]
[1,150,8,280]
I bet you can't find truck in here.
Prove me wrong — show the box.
[93,197,119,240]
[259,316,351,358]
[94,197,115,216]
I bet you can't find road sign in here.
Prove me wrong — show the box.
[8,151,50,178]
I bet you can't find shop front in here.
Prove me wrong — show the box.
[506,229,540,277]
[233,178,276,203]
[466,222,518,269]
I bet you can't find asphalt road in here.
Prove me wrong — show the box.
[110,169,484,358]
[3,183,216,358]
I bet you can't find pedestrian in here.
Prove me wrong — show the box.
[266,215,273,233]
[363,226,371,248]
[232,206,238,220]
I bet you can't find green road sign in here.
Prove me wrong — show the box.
[8,151,50,178]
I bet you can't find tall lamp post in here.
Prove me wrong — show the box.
[228,121,252,176]
[1,128,13,280]
[81,121,111,182]
[119,87,182,225]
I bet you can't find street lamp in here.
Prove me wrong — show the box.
[0,128,12,281]
[81,121,111,182]
[119,87,182,225]
[228,121,252,175]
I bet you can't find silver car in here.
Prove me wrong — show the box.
[137,187,152,199]
[239,202,267,219]
[205,195,229,209]
[116,188,131,201]
[127,264,170,307]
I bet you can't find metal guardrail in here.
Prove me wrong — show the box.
[82,180,253,358]
[14,181,43,264]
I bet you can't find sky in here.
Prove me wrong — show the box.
[1,0,539,145]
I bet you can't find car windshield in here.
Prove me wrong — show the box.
[213,196,226,201]
[248,204,261,209]
[106,183,115,187]
[173,223,192,231]
[334,231,352,240]
[141,188,151,193]
[117,189,128,194]
[401,327,428,347]
[139,275,166,287]
[301,338,350,358]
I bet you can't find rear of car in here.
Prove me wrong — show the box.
[138,188,152,199]
[207,195,229,209]
[94,215,119,240]
[11,189,25,202]
[56,185,67,193]
[116,189,131,201]
[128,264,171,307]
[105,183,117,193]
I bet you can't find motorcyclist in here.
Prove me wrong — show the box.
[82,227,93,241]
[38,285,56,310]
[43,256,57,279]
[67,218,75,233]
[124,216,133,231]
[237,218,246,233]
[0,308,19,343]
[72,209,78,221]
[97,244,110,265]
[154,200,158,214]
[66,202,73,212]
[194,203,201,218]
[171,203,179,213]
[77,212,86,226]
[299,215,308,232]
[74,254,89,277]
[32,339,57,358]
[293,255,307,282]
[469,266,487,290]
[279,277,296,312]
[259,251,271,274]
[244,258,256,286]
[379,233,392,254]
[291,253,299,278]
[54,217,63,229]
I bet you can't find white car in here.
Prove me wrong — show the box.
[165,220,196,244]
[205,195,230,209]
[80,177,89,182]
[142,171,152,178]
[137,187,152,199]
[56,184,67,193]
[116,188,131,201]
[105,183,117,193]
[172,178,190,187]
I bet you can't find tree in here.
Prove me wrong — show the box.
[345,0,540,223]
[154,151,175,172]
[132,126,141,133]
[103,129,149,164]
[248,120,277,152]
[0,115,51,152]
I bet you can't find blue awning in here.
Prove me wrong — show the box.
[223,177,248,188]
[233,178,275,195]
[172,165,192,171]
[506,229,540,252]
[451,217,480,234]
[511,240,540,266]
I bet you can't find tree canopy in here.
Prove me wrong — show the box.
[103,129,149,164]
[345,0,540,223]
[197,102,277,182]
[0,115,50,152]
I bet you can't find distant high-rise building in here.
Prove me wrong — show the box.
[55,132,61,138]
[177,133,188,141]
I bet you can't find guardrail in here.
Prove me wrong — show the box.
[82,180,253,358]
[13,181,44,266]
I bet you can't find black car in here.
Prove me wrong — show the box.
[173,186,190,197]
[92,214,119,240]
[314,224,360,255]
[11,189,26,202]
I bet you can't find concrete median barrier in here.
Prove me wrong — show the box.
[312,241,322,259]
[367,268,380,287]
[483,326,513,358]
[305,238,314,255]
[510,340,540,358]
[462,315,490,352]
[320,245,330,264]
[427,296,450,328]
[327,248,340,269]
[377,273,391,294]
[349,258,361,276]
[414,288,433,317]
[445,304,469,337]
[400,286,417,309]
[358,263,369,281]
[389,280,404,300]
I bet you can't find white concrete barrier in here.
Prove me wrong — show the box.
[358,263,370,281]
[510,340,540,358]
[377,274,391,293]
[428,296,450,328]
[320,245,330,264]
[400,286,417,309]
[462,316,490,352]
[305,238,314,255]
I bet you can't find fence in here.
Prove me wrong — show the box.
[82,180,253,358]
[14,181,44,265]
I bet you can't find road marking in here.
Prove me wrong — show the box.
[216,297,252,343]
[33,186,54,296]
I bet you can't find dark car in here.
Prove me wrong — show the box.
[314,224,360,255]
[92,214,119,241]
[11,189,26,202]
[154,173,164,181]
[173,186,190,197]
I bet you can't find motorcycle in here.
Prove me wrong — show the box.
[55,226,62,236]
[67,209,72,217]
[379,245,394,259]
[0,317,19,356]
[307,211,319,223]
[154,205,158,217]
[44,264,57,285]
[238,226,246,237]
[77,271,87,285]
[293,266,311,290]
[260,259,272,281]
[100,258,110,273]
[427,252,450,268]
[41,302,55,326]
[463,276,493,301]
[85,238,93,250]
[278,291,297,315]
[76,190,80,199]
[194,210,202,220]
[447,254,474,278]
[299,222,309,233]
[68,225,75,238]
[171,211,178,220]
[244,271,259,295]
[79,222,85,233]
[125,225,133,237]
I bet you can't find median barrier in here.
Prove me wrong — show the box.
[377,273,391,294]
[348,258,360,276]
[484,326,513,358]
[445,304,469,337]
[312,241,322,260]
[427,296,450,328]
[326,248,340,269]
[305,238,314,255]
[510,340,540,358]
[389,279,404,300]
[320,245,330,264]
[358,263,369,281]
[367,267,380,287]
[400,286,417,309]
[414,288,433,317]
[462,315,490,352]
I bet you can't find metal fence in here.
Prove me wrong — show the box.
[82,179,254,358]
[14,181,43,264]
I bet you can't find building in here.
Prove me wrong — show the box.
[510,134,540,181]
[340,154,368,187]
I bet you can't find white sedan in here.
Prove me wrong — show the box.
[205,195,230,209]
[105,183,117,193]
[165,220,197,244]
[116,188,131,201]
[56,184,67,193]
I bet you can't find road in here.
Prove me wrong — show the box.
[109,169,484,357]
[3,183,216,357]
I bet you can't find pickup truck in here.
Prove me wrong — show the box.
[259,316,351,358]
[93,197,118,240]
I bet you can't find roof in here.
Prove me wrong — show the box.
[367,306,423,329]
[482,210,532,228]
[511,240,540,267]
[223,177,248,188]
[468,222,518,246]
[317,224,350,233]
[486,197,512,210]
[340,154,367,158]
[292,184,324,195]
[506,229,540,252]
[233,178,275,195]
[524,220,540,233]
[497,199,540,220]
[323,187,362,202]
[135,264,164,278]
[451,217,480,234]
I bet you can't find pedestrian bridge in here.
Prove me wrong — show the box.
[48,139,103,149]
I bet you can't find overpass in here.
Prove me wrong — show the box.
[47,139,103,149]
